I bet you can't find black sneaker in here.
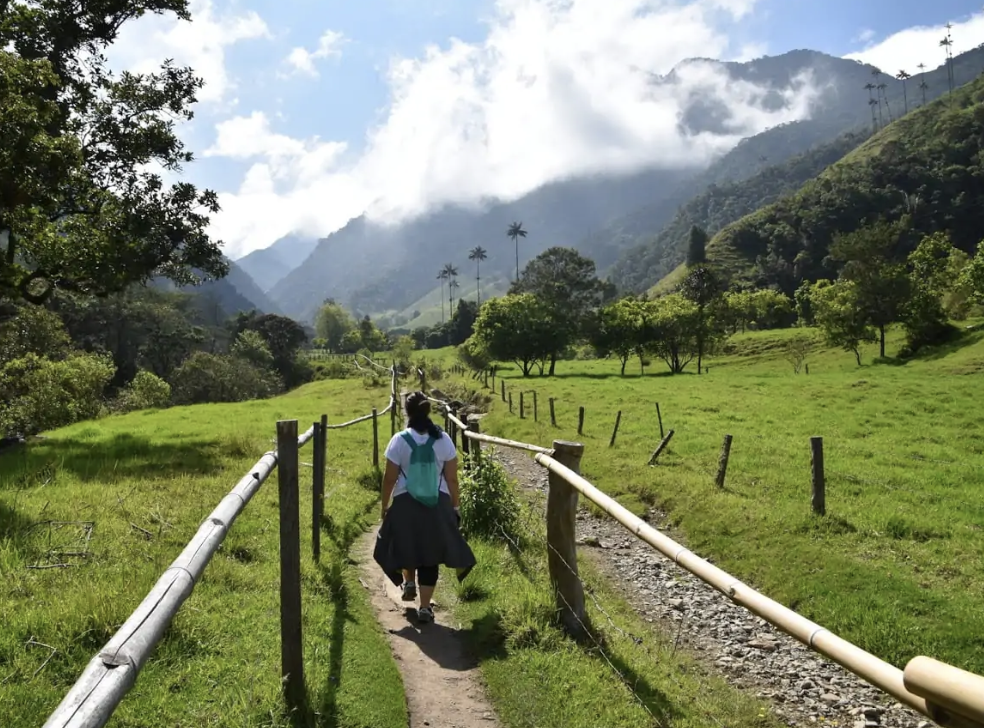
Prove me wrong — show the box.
[417,606,434,623]
[401,581,417,602]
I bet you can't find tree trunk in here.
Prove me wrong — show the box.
[515,241,519,283]
[548,352,557,376]
[879,325,885,358]
[620,358,627,376]
[854,348,862,366]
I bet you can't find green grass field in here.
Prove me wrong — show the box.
[0,382,406,728]
[466,324,984,675]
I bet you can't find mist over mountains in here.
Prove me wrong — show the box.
[222,45,982,326]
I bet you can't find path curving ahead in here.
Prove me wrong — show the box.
[355,530,501,728]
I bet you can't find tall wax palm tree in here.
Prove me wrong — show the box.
[506,222,527,283]
[896,70,911,113]
[468,245,488,306]
[442,263,459,317]
[941,27,954,93]
[864,82,877,128]
[868,97,880,129]
[919,78,929,106]
[437,269,449,323]
[876,82,893,123]
[449,279,460,316]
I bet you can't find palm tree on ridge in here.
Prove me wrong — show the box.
[468,246,488,307]
[506,222,527,283]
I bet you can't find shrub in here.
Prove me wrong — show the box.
[310,359,355,380]
[230,330,275,370]
[170,352,281,405]
[117,370,172,412]
[0,352,115,435]
[457,335,491,371]
[458,448,521,544]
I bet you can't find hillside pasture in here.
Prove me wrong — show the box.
[470,325,984,675]
[0,381,406,728]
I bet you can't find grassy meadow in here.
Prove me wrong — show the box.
[453,324,984,675]
[0,382,407,728]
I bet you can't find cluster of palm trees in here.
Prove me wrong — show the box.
[433,221,529,325]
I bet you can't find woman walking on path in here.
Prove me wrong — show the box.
[374,391,476,623]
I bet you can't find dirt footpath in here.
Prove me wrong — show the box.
[355,529,501,728]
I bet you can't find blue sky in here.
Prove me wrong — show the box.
[106,0,984,258]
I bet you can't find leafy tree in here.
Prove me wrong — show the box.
[231,312,308,386]
[0,352,115,435]
[510,247,607,375]
[391,335,416,372]
[647,294,702,374]
[473,294,562,376]
[314,301,355,353]
[340,329,364,354]
[809,280,876,365]
[678,264,725,373]
[170,351,281,405]
[899,232,958,352]
[448,298,478,346]
[357,315,388,354]
[590,298,642,375]
[686,225,708,266]
[457,335,491,372]
[230,330,275,371]
[962,243,984,305]
[117,370,171,412]
[0,1,226,306]
[750,289,795,329]
[0,302,72,361]
[830,220,911,358]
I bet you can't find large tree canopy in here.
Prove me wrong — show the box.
[0,0,225,305]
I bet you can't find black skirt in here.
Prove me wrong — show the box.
[373,492,476,587]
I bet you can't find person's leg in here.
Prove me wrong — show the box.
[402,568,417,601]
[416,565,439,620]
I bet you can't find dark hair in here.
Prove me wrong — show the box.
[406,391,440,438]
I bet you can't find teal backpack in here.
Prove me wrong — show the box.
[400,431,443,507]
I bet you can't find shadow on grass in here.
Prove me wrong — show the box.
[0,433,224,489]
[316,559,354,728]
[0,499,40,558]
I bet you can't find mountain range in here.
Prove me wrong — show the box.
[213,45,984,327]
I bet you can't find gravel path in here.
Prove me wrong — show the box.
[491,448,930,728]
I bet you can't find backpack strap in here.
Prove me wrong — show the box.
[399,431,418,451]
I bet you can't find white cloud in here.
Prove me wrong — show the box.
[208,0,831,258]
[845,12,984,74]
[107,0,270,105]
[284,29,347,77]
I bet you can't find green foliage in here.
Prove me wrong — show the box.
[0,1,226,305]
[170,352,281,405]
[473,294,564,376]
[457,335,491,371]
[0,303,72,361]
[314,300,355,352]
[686,224,708,265]
[230,311,309,387]
[589,297,642,375]
[806,280,877,365]
[116,370,172,412]
[962,244,984,305]
[230,329,275,371]
[390,334,416,371]
[458,449,521,543]
[0,352,115,435]
[899,233,959,354]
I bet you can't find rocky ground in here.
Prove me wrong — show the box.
[491,448,930,728]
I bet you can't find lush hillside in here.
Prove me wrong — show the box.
[235,233,319,293]
[609,129,871,292]
[692,72,984,294]
[267,49,942,323]
[604,46,984,293]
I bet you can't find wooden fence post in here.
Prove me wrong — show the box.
[468,418,481,461]
[609,411,622,447]
[508,392,513,413]
[577,406,584,435]
[811,436,825,516]
[546,440,587,639]
[372,408,379,470]
[312,419,324,562]
[491,370,496,391]
[715,434,733,489]
[460,414,471,456]
[449,407,458,448]
[656,402,664,439]
[319,414,328,533]
[549,397,556,427]
[501,380,506,402]
[648,429,675,465]
[533,391,538,422]
[276,420,305,713]
[520,391,525,419]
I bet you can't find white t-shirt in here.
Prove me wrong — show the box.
[385,428,457,499]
